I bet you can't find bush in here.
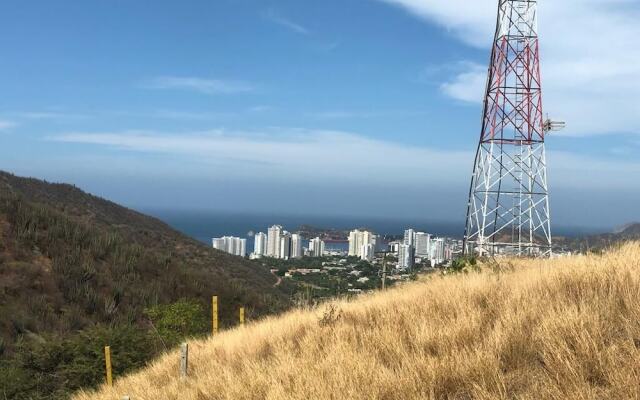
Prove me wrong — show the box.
[0,325,157,399]
[144,299,208,347]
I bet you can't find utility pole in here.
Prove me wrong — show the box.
[382,252,387,291]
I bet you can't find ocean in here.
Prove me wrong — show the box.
[144,210,602,254]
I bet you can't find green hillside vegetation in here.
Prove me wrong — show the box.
[0,171,292,399]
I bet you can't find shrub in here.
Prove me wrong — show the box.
[144,299,208,348]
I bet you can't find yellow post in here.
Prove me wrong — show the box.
[104,346,113,386]
[212,296,219,335]
[239,307,245,326]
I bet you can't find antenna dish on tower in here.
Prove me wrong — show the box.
[543,118,566,133]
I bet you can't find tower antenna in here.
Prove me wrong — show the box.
[463,0,559,257]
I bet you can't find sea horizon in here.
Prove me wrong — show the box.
[144,209,610,252]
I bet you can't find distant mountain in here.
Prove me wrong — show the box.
[555,223,640,252]
[0,171,292,399]
[614,223,640,236]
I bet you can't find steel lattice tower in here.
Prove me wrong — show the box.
[463,0,553,257]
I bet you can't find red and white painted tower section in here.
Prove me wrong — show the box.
[463,0,553,257]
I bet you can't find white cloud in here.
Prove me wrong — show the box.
[10,111,89,120]
[378,0,494,46]
[378,0,640,136]
[0,120,17,130]
[439,62,486,103]
[51,129,470,185]
[144,76,254,95]
[264,9,310,35]
[305,110,428,120]
[50,129,640,192]
[247,105,273,113]
[548,150,640,190]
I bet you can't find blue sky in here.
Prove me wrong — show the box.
[1,0,639,230]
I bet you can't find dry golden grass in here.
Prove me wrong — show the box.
[75,242,640,400]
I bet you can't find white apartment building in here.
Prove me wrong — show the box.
[252,232,268,258]
[430,238,445,265]
[212,238,226,252]
[403,229,416,247]
[212,236,246,257]
[415,232,431,257]
[398,243,415,269]
[267,225,283,258]
[361,243,375,261]
[309,237,325,257]
[348,229,377,260]
[390,242,400,254]
[348,230,360,256]
[280,231,292,260]
[291,234,303,259]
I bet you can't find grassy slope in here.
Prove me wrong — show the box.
[77,242,640,400]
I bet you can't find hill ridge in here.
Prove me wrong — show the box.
[0,170,291,399]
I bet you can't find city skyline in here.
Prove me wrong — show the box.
[215,223,456,266]
[1,1,639,228]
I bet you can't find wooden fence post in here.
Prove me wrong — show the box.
[180,343,189,379]
[239,307,245,326]
[104,346,113,387]
[212,296,219,335]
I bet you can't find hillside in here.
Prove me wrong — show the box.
[77,242,640,400]
[0,171,292,399]
[555,223,640,252]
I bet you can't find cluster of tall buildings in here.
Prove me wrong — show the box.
[251,225,325,260]
[348,229,378,261]
[212,236,247,257]
[309,237,326,257]
[212,225,453,266]
[393,229,446,268]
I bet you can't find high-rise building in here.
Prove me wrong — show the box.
[267,225,283,258]
[309,237,325,257]
[398,244,415,269]
[348,230,360,256]
[212,238,226,252]
[403,229,416,247]
[280,231,292,260]
[348,230,377,260]
[415,232,431,257]
[212,236,246,257]
[388,241,401,254]
[291,234,303,259]
[430,238,445,266]
[252,232,268,258]
[361,243,375,262]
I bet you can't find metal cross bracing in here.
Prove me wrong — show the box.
[463,0,553,257]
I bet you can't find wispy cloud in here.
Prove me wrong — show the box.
[378,0,640,136]
[305,110,428,120]
[50,129,470,184]
[143,76,254,95]
[0,120,17,130]
[264,9,310,35]
[49,128,640,191]
[10,111,89,120]
[247,105,273,113]
[140,110,236,120]
[438,62,486,103]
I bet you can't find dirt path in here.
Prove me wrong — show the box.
[271,271,283,287]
